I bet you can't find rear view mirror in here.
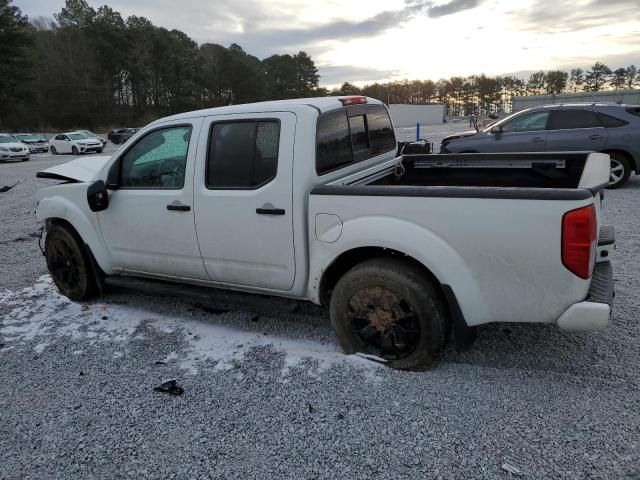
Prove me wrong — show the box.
[87,180,108,212]
[490,125,503,134]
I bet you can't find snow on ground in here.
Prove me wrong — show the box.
[0,276,377,376]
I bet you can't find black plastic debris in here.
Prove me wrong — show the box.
[0,182,19,193]
[153,379,184,396]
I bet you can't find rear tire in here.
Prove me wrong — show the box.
[329,258,447,370]
[50,146,57,155]
[45,224,97,301]
[607,152,631,189]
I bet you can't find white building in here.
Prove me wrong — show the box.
[388,104,445,127]
[512,89,640,111]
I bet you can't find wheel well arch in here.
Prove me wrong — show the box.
[45,217,105,280]
[601,149,636,171]
[318,246,444,308]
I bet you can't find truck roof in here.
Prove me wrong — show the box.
[151,96,385,125]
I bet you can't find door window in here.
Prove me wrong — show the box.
[120,126,192,189]
[501,111,549,133]
[548,110,601,130]
[206,120,280,189]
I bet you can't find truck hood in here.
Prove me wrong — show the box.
[36,155,112,182]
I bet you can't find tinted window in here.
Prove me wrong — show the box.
[502,111,549,133]
[207,121,280,189]
[316,105,397,175]
[548,110,601,130]
[597,112,628,128]
[316,109,352,175]
[626,105,640,117]
[368,106,396,154]
[54,135,65,140]
[121,126,191,189]
[349,115,369,157]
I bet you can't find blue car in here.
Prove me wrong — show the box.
[441,103,640,188]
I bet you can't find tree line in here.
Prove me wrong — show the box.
[332,62,638,117]
[0,0,321,130]
[1,0,638,130]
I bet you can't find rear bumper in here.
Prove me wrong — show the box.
[557,262,614,332]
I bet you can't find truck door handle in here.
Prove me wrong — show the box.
[531,137,545,143]
[256,204,285,215]
[167,203,191,211]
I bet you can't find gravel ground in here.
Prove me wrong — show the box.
[1,132,639,479]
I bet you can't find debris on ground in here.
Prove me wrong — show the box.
[501,461,523,476]
[0,181,19,193]
[153,379,185,396]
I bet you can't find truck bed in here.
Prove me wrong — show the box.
[342,152,607,192]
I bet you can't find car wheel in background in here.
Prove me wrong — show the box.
[329,258,448,370]
[607,152,631,189]
[50,146,57,155]
[98,148,104,153]
[45,224,97,301]
[71,146,79,155]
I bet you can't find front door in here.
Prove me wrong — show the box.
[486,110,550,152]
[98,119,209,280]
[193,112,296,291]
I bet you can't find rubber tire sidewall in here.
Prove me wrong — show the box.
[45,224,97,301]
[50,146,57,155]
[71,146,79,155]
[607,153,631,189]
[329,258,447,370]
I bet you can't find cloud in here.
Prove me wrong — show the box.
[428,0,481,18]
[318,65,401,86]
[513,0,640,33]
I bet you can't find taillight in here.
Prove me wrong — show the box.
[562,204,597,279]
[339,96,367,106]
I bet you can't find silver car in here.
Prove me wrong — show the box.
[441,103,640,188]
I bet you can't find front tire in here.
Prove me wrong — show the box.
[71,146,79,155]
[45,224,97,301]
[607,153,631,189]
[329,258,447,370]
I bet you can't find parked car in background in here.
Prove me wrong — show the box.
[108,128,131,144]
[78,130,107,148]
[0,134,30,161]
[440,103,640,188]
[15,133,49,153]
[49,132,104,155]
[118,128,140,145]
[35,96,615,370]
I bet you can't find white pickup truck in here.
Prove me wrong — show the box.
[36,96,615,370]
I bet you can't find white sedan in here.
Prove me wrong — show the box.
[0,134,30,161]
[49,132,104,155]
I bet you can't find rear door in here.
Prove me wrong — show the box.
[193,112,296,291]
[485,110,549,152]
[546,109,608,152]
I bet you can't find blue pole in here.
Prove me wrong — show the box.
[416,122,420,141]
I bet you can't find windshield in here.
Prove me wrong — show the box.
[80,130,97,137]
[0,135,16,143]
[69,133,90,140]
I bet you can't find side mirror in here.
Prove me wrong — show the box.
[490,125,503,135]
[87,180,109,212]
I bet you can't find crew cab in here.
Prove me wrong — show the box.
[35,96,615,370]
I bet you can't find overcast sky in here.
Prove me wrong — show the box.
[16,0,640,87]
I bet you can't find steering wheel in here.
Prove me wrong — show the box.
[159,158,180,176]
